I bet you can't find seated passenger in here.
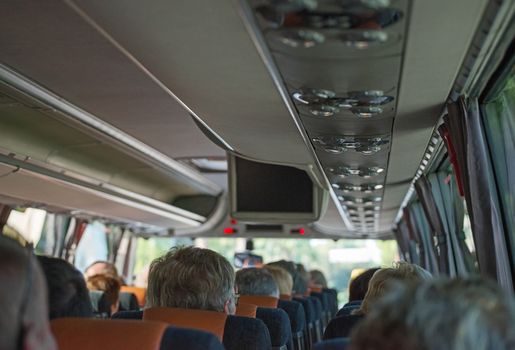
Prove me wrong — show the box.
[37,255,94,319]
[309,269,328,289]
[85,260,120,279]
[264,265,294,296]
[350,277,515,350]
[338,267,380,316]
[147,246,236,314]
[87,273,122,315]
[324,262,431,339]
[0,235,57,350]
[295,263,310,295]
[235,267,280,298]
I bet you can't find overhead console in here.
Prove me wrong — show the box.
[229,155,328,223]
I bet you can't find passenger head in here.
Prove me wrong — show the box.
[350,277,515,350]
[348,267,380,302]
[37,255,94,319]
[0,236,57,350]
[85,260,119,279]
[235,268,279,298]
[294,263,309,295]
[356,262,431,315]
[264,265,293,295]
[87,274,122,315]
[147,246,236,314]
[309,269,328,288]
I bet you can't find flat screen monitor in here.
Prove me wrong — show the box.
[229,155,324,223]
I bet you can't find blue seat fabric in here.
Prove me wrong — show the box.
[313,338,350,350]
[112,310,273,350]
[278,299,306,350]
[160,326,225,350]
[119,292,140,311]
[323,315,363,340]
[256,307,293,350]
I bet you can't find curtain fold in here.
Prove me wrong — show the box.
[411,201,440,274]
[414,176,450,275]
[445,97,513,291]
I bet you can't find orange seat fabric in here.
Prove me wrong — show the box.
[143,307,227,341]
[121,286,146,307]
[235,302,257,318]
[51,318,166,350]
[280,294,292,301]
[239,295,279,308]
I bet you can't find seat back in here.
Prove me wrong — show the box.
[294,297,315,350]
[280,294,293,301]
[310,292,330,329]
[257,307,293,350]
[322,289,338,317]
[51,318,165,350]
[239,295,279,308]
[119,291,140,311]
[307,297,323,343]
[278,299,306,350]
[225,315,272,350]
[111,308,272,350]
[236,302,258,318]
[112,309,143,320]
[143,307,227,341]
[89,290,111,318]
[120,286,146,307]
[313,338,350,350]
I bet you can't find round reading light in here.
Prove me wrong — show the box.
[347,90,395,106]
[279,29,325,48]
[310,104,340,117]
[333,183,384,193]
[327,165,385,178]
[350,106,383,117]
[341,30,388,48]
[293,88,336,105]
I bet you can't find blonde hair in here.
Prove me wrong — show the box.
[356,262,432,315]
[147,246,235,312]
[264,265,293,295]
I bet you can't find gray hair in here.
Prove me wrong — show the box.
[350,277,515,350]
[356,262,432,315]
[147,246,235,313]
[235,268,279,297]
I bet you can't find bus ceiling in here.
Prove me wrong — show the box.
[0,0,499,237]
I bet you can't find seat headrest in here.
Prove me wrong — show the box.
[143,307,228,341]
[280,294,292,301]
[120,286,146,308]
[239,295,278,308]
[235,302,257,318]
[310,285,323,293]
[51,318,167,350]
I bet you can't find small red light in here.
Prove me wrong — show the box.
[299,228,305,235]
[230,218,238,225]
[224,227,237,235]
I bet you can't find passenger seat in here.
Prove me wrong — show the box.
[50,317,224,350]
[278,299,306,350]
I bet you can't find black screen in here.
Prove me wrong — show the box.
[235,157,314,213]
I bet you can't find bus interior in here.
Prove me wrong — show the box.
[0,0,514,349]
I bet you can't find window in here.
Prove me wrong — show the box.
[482,68,515,268]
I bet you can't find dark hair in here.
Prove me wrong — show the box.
[349,267,380,302]
[37,256,94,319]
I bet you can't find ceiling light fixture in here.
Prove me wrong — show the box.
[312,135,389,155]
[326,165,385,178]
[333,183,384,193]
[341,30,388,48]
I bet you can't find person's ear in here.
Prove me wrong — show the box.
[224,299,236,315]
